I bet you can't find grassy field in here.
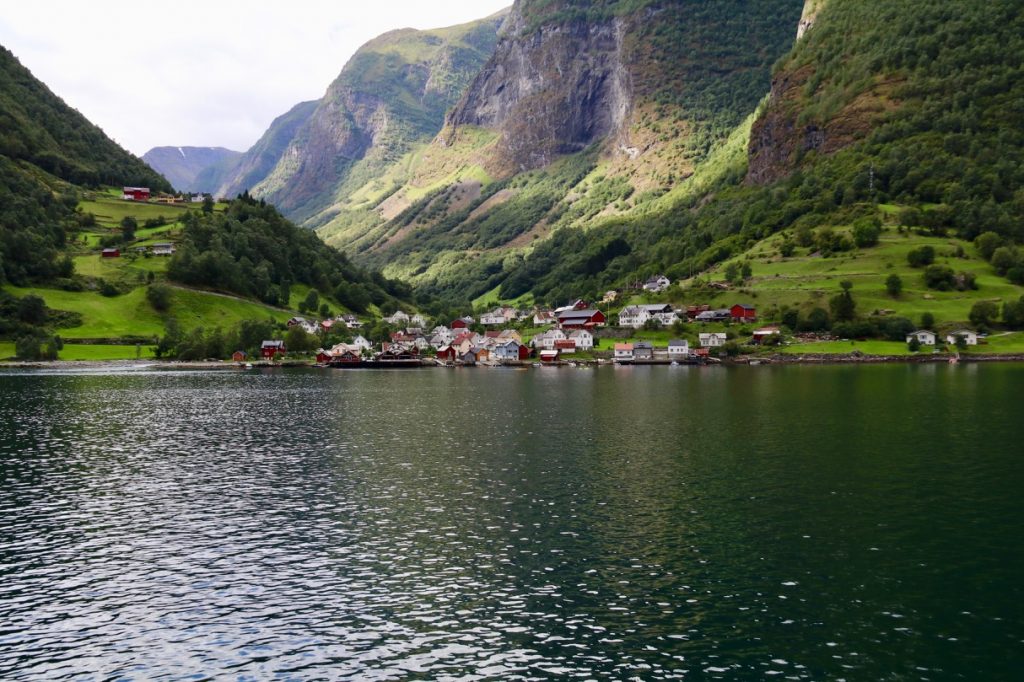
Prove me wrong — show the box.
[778,340,918,356]
[4,285,291,339]
[685,227,1024,327]
[0,342,156,361]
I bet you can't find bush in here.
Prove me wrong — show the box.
[146,283,172,311]
[969,301,999,329]
[990,247,1020,275]
[15,334,59,361]
[885,273,903,298]
[880,316,915,342]
[16,294,47,325]
[907,245,936,267]
[923,264,956,290]
[852,217,881,247]
[98,279,120,297]
[974,232,1003,261]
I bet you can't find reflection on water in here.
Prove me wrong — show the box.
[0,365,1022,678]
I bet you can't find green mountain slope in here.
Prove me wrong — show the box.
[481,0,1024,328]
[0,47,169,191]
[316,0,804,304]
[236,11,507,226]
[216,100,318,198]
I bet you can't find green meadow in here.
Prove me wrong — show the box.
[6,285,291,340]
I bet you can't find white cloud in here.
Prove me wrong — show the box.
[0,0,510,156]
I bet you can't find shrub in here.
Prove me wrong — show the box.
[852,217,881,247]
[923,264,956,290]
[146,283,172,311]
[974,232,1003,261]
[885,273,903,298]
[907,245,935,267]
[969,301,999,329]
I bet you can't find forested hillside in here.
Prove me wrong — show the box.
[167,195,410,314]
[316,0,804,305]
[0,46,171,291]
[373,0,1024,311]
[0,47,169,191]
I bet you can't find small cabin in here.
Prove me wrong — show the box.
[906,330,937,346]
[101,248,120,258]
[539,349,560,363]
[730,304,757,322]
[231,350,247,362]
[122,186,150,201]
[261,340,286,359]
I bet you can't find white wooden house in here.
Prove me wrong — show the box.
[668,339,690,357]
[945,329,978,346]
[906,330,937,346]
[699,332,727,348]
[568,329,594,350]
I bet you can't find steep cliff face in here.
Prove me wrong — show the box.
[142,146,241,193]
[446,5,633,173]
[245,12,507,223]
[746,0,893,185]
[216,100,317,199]
[313,0,803,297]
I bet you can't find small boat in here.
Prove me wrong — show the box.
[244,363,253,369]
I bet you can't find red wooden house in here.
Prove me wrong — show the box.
[450,316,474,329]
[556,309,606,329]
[730,304,756,322]
[261,340,286,359]
[101,248,120,258]
[436,345,457,362]
[315,350,332,364]
[231,350,247,362]
[122,186,150,201]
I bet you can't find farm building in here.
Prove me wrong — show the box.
[101,248,120,258]
[730,304,757,322]
[122,187,150,201]
[261,340,286,359]
[906,330,937,346]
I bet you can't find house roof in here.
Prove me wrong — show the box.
[668,339,688,347]
[614,343,634,351]
[732,304,756,311]
[261,340,285,348]
[699,332,726,338]
[634,341,653,349]
[568,330,592,338]
[557,308,601,319]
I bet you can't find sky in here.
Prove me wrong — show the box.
[0,1,510,157]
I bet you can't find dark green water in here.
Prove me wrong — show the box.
[0,364,1022,679]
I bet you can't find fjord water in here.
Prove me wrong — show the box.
[1,365,1021,679]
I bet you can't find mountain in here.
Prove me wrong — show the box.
[313,0,804,302]
[215,100,318,199]
[217,11,508,226]
[0,47,170,192]
[0,45,170,287]
[482,0,1024,313]
[142,146,241,193]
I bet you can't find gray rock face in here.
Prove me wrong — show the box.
[447,6,633,172]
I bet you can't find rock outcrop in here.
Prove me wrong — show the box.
[446,4,633,173]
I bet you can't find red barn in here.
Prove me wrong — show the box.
[261,340,286,359]
[231,350,247,362]
[556,309,606,329]
[101,248,120,258]
[517,343,532,361]
[122,186,150,201]
[450,316,474,329]
[730,304,756,322]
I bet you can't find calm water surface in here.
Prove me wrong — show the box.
[0,364,1022,679]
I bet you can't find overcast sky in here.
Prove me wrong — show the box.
[0,1,509,157]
